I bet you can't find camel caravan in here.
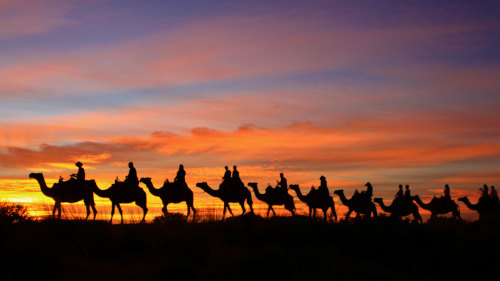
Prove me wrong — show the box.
[29,162,500,223]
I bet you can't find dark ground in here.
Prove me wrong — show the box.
[0,215,498,281]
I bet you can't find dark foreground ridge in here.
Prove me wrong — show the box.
[1,215,499,281]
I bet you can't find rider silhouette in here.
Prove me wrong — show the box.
[277,173,288,192]
[443,184,451,200]
[491,186,498,200]
[404,185,411,199]
[395,185,403,199]
[232,166,244,188]
[318,176,329,196]
[175,164,187,187]
[480,184,489,198]
[125,162,139,186]
[220,166,231,190]
[74,162,85,182]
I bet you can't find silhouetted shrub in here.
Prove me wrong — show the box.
[0,201,34,224]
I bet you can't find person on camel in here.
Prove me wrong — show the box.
[71,161,85,182]
[404,185,411,199]
[232,165,244,189]
[220,166,231,191]
[491,186,498,201]
[442,184,451,200]
[318,175,329,196]
[174,164,187,189]
[277,173,288,192]
[480,184,489,198]
[364,182,373,200]
[395,184,403,199]
[125,162,139,187]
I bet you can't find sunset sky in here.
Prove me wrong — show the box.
[1,0,499,220]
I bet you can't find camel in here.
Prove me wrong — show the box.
[289,185,337,222]
[88,180,148,224]
[248,182,295,217]
[412,195,461,220]
[458,196,500,220]
[195,182,253,220]
[333,189,377,219]
[29,173,97,219]
[140,177,196,219]
[373,197,422,223]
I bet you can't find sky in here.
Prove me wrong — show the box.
[1,0,499,220]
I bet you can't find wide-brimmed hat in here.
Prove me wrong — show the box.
[75,162,83,167]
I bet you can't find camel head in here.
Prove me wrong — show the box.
[196,182,208,188]
[458,197,467,202]
[289,184,299,191]
[248,182,258,188]
[373,198,383,203]
[333,189,344,195]
[29,173,43,179]
[139,177,152,184]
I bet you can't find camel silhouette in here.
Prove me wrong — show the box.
[289,185,337,222]
[140,177,196,219]
[333,189,377,219]
[195,182,253,220]
[248,182,295,217]
[29,173,97,219]
[88,180,148,224]
[374,197,422,223]
[412,195,461,221]
[458,196,500,220]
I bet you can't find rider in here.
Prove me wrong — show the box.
[480,184,489,198]
[443,184,451,200]
[404,185,411,199]
[364,182,373,200]
[395,184,403,199]
[277,173,288,192]
[318,176,329,196]
[74,161,85,182]
[174,164,187,189]
[491,186,498,201]
[125,162,139,187]
[232,165,244,189]
[220,166,231,190]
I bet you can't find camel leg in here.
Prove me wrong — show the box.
[227,204,234,217]
[271,206,276,217]
[52,202,58,219]
[266,206,271,218]
[141,205,148,223]
[222,203,228,220]
[239,201,246,215]
[186,202,190,217]
[323,208,328,221]
[190,205,197,220]
[308,207,312,218]
[414,211,423,224]
[162,206,168,217]
[85,204,91,220]
[331,206,337,223]
[57,202,62,219]
[135,202,148,223]
[110,202,115,224]
[344,209,353,220]
[91,205,97,220]
[116,203,124,224]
